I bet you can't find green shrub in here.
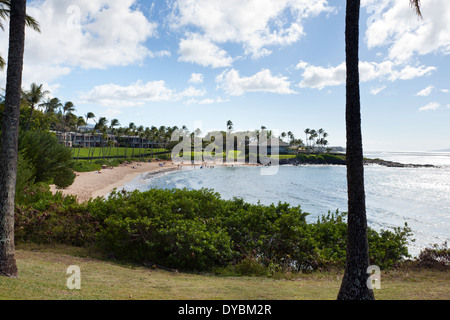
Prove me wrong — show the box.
[416,242,449,270]
[15,194,99,246]
[89,189,234,271]
[18,130,75,188]
[14,187,414,274]
[16,151,36,204]
[368,223,413,269]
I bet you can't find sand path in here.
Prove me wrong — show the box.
[50,161,179,203]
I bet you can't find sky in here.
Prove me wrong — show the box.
[1,0,449,152]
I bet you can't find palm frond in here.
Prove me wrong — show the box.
[0,0,40,32]
[25,14,40,32]
[410,0,422,18]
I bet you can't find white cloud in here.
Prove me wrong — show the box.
[419,102,441,111]
[370,85,387,95]
[80,80,174,107]
[216,69,295,96]
[441,89,449,93]
[188,73,204,84]
[0,0,158,87]
[295,60,309,70]
[363,0,450,64]
[298,62,346,89]
[178,86,207,98]
[416,85,434,96]
[298,60,435,89]
[171,0,333,60]
[79,80,206,107]
[186,97,229,105]
[178,34,233,68]
[389,65,436,81]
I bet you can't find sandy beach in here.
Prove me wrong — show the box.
[51,160,255,203]
[50,161,180,203]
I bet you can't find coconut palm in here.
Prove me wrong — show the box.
[24,83,49,131]
[82,112,95,161]
[309,129,317,151]
[0,0,40,70]
[42,97,61,115]
[337,0,422,300]
[136,125,144,159]
[89,117,107,163]
[62,102,76,146]
[304,128,310,149]
[0,0,27,278]
[128,122,136,158]
[74,116,86,160]
[95,117,108,160]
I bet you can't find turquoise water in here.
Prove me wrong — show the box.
[121,152,450,257]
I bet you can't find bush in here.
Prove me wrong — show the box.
[18,130,75,188]
[14,187,414,274]
[16,150,36,204]
[88,189,235,271]
[15,194,99,246]
[416,242,449,270]
[368,223,413,269]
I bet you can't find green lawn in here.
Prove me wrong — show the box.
[72,147,168,159]
[1,245,448,300]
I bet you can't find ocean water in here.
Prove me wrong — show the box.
[121,152,450,257]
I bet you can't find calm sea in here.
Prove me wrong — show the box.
[121,151,450,257]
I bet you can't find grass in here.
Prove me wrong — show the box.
[72,147,168,159]
[269,154,296,159]
[1,244,448,300]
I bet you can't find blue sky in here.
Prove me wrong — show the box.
[1,0,449,151]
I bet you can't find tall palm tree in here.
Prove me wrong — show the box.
[42,97,61,115]
[0,0,40,70]
[123,127,130,159]
[74,116,86,161]
[95,117,108,160]
[83,112,95,160]
[144,127,151,160]
[24,82,49,131]
[337,0,422,300]
[109,119,120,158]
[336,0,374,300]
[0,0,27,278]
[309,129,317,151]
[116,127,124,158]
[61,101,75,147]
[137,125,144,159]
[304,128,310,149]
[89,117,107,163]
[128,122,136,158]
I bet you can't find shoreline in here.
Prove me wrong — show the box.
[50,161,258,203]
[51,155,437,203]
[50,161,181,203]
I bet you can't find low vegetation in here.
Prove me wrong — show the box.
[14,186,426,275]
[0,245,447,300]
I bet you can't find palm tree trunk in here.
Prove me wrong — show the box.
[0,0,27,278]
[337,0,374,300]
